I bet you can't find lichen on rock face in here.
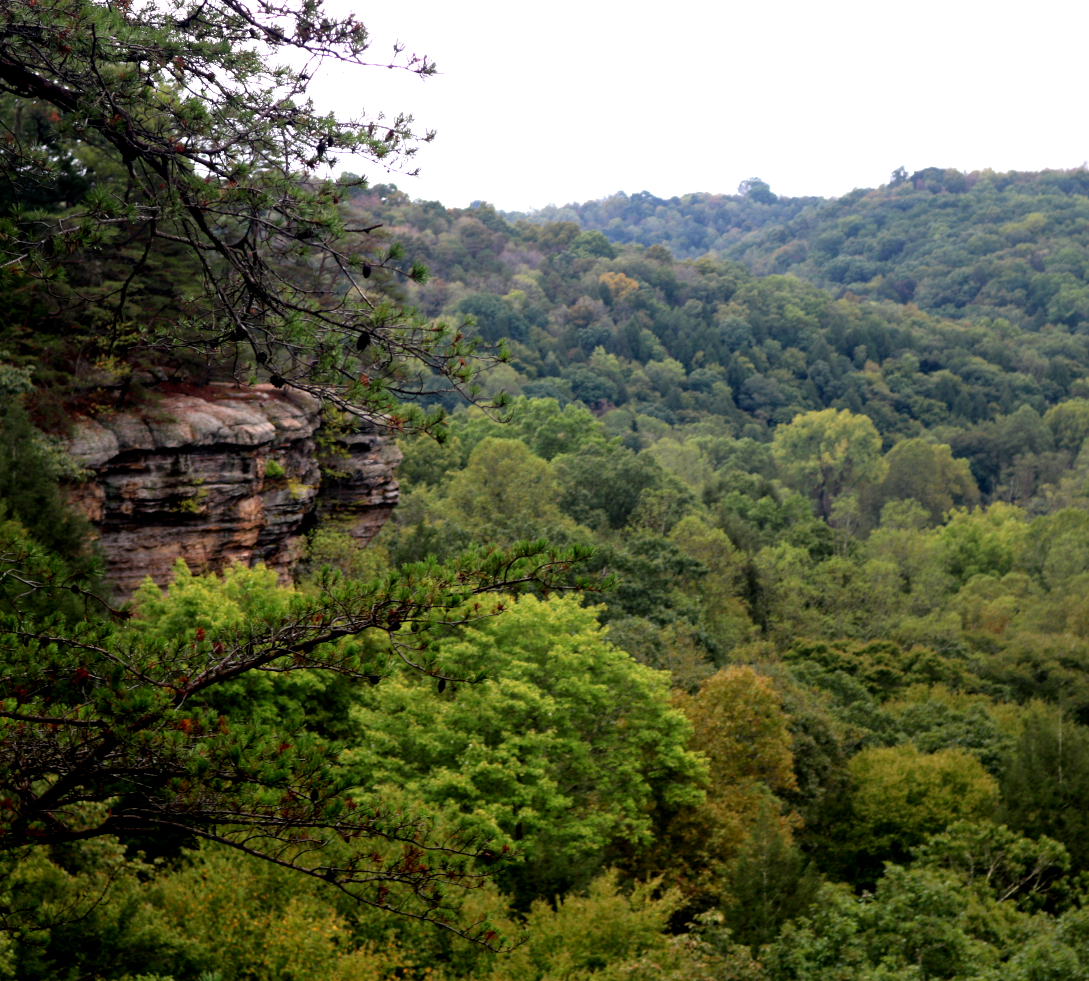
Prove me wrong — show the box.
[65,383,401,597]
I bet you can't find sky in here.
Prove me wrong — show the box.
[307,0,1089,213]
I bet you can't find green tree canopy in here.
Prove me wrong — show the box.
[343,594,704,903]
[553,441,665,530]
[772,409,887,518]
[845,744,998,876]
[0,513,607,943]
[1045,399,1089,454]
[865,438,980,526]
[445,438,565,540]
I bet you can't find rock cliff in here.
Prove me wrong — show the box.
[66,383,400,596]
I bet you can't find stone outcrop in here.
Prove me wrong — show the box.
[66,383,401,596]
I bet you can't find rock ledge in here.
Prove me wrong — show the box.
[66,384,400,596]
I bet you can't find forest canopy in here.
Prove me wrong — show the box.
[5,2,1089,976]
[0,0,605,953]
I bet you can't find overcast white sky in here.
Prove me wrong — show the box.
[307,0,1088,212]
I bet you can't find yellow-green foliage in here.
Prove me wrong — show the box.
[939,502,1030,584]
[0,834,192,981]
[130,560,293,644]
[396,432,467,491]
[127,561,344,729]
[149,845,425,981]
[445,438,565,535]
[847,744,999,854]
[141,841,528,981]
[489,872,687,981]
[264,457,287,479]
[646,438,715,490]
[1045,398,1089,452]
[771,408,887,517]
[302,527,391,582]
[668,516,752,651]
[344,594,704,900]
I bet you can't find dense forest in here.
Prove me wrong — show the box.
[5,3,1089,979]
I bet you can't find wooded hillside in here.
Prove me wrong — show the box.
[4,7,1089,971]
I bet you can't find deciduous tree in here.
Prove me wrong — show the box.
[343,594,704,904]
[772,408,886,518]
[0,532,605,942]
[864,438,979,526]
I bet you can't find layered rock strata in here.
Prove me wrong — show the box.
[66,383,401,596]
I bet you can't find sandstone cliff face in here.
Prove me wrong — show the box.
[66,383,400,596]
